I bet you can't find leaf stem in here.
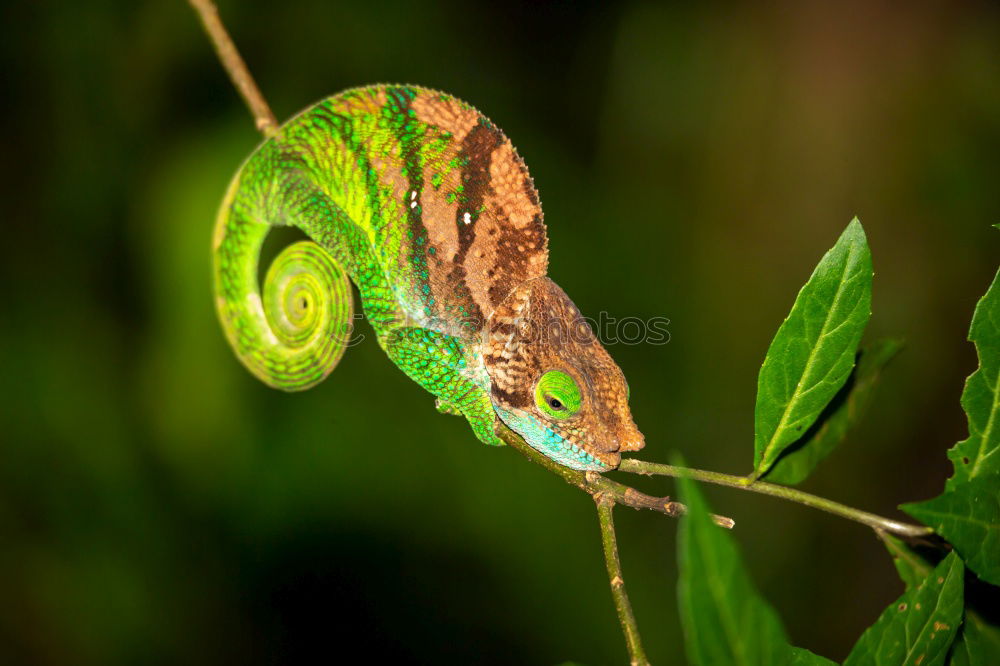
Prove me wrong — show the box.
[187,0,279,136]
[595,496,649,666]
[619,459,933,538]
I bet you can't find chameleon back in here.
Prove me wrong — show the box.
[215,85,548,357]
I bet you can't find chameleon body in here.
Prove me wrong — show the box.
[213,85,644,470]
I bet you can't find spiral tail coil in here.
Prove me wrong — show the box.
[214,183,354,392]
[257,240,353,390]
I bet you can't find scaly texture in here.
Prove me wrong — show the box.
[213,85,643,470]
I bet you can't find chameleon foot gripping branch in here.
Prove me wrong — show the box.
[213,85,646,472]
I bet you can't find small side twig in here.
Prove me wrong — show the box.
[595,494,649,666]
[187,0,279,136]
[497,425,735,528]
[619,458,932,539]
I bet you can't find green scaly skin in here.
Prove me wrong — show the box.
[213,85,644,471]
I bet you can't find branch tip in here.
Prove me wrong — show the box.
[187,0,278,136]
[620,458,931,538]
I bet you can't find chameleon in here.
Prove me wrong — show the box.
[213,84,644,471]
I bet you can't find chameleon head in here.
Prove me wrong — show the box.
[483,277,645,471]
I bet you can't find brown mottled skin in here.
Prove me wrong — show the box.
[485,277,646,467]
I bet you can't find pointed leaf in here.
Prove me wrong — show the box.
[903,474,1000,586]
[753,219,873,478]
[766,339,902,484]
[904,268,1000,586]
[945,267,1000,487]
[844,552,964,666]
[880,536,1000,666]
[676,466,835,665]
[950,611,1000,666]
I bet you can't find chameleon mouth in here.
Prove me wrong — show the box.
[560,440,620,471]
[575,435,643,471]
[590,449,622,470]
[549,422,643,471]
[553,427,621,471]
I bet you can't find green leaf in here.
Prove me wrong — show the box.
[880,533,933,591]
[880,536,1000,666]
[944,268,1000,487]
[844,552,964,666]
[676,465,836,666]
[753,218,873,478]
[950,611,1000,666]
[903,268,1000,586]
[766,339,903,485]
[903,474,1000,586]
[785,648,835,665]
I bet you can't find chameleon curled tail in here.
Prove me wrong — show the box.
[213,84,644,471]
[213,206,353,391]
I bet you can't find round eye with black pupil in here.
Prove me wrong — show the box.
[535,370,581,419]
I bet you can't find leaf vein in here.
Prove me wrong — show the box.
[761,246,857,466]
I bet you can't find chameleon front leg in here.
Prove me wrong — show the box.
[383,327,505,447]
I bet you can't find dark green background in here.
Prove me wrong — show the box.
[2,1,998,663]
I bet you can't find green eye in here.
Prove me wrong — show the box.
[535,370,582,419]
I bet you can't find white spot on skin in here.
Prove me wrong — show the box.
[410,200,417,209]
[463,212,472,225]
[410,190,417,201]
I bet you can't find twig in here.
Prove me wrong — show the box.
[187,0,279,136]
[595,495,649,666]
[618,459,932,539]
[497,425,734,528]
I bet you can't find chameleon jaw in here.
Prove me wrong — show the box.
[494,404,619,472]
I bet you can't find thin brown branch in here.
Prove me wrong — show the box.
[619,458,932,539]
[497,425,734,528]
[595,495,649,666]
[187,0,278,136]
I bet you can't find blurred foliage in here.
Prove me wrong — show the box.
[676,466,835,665]
[1,0,998,664]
